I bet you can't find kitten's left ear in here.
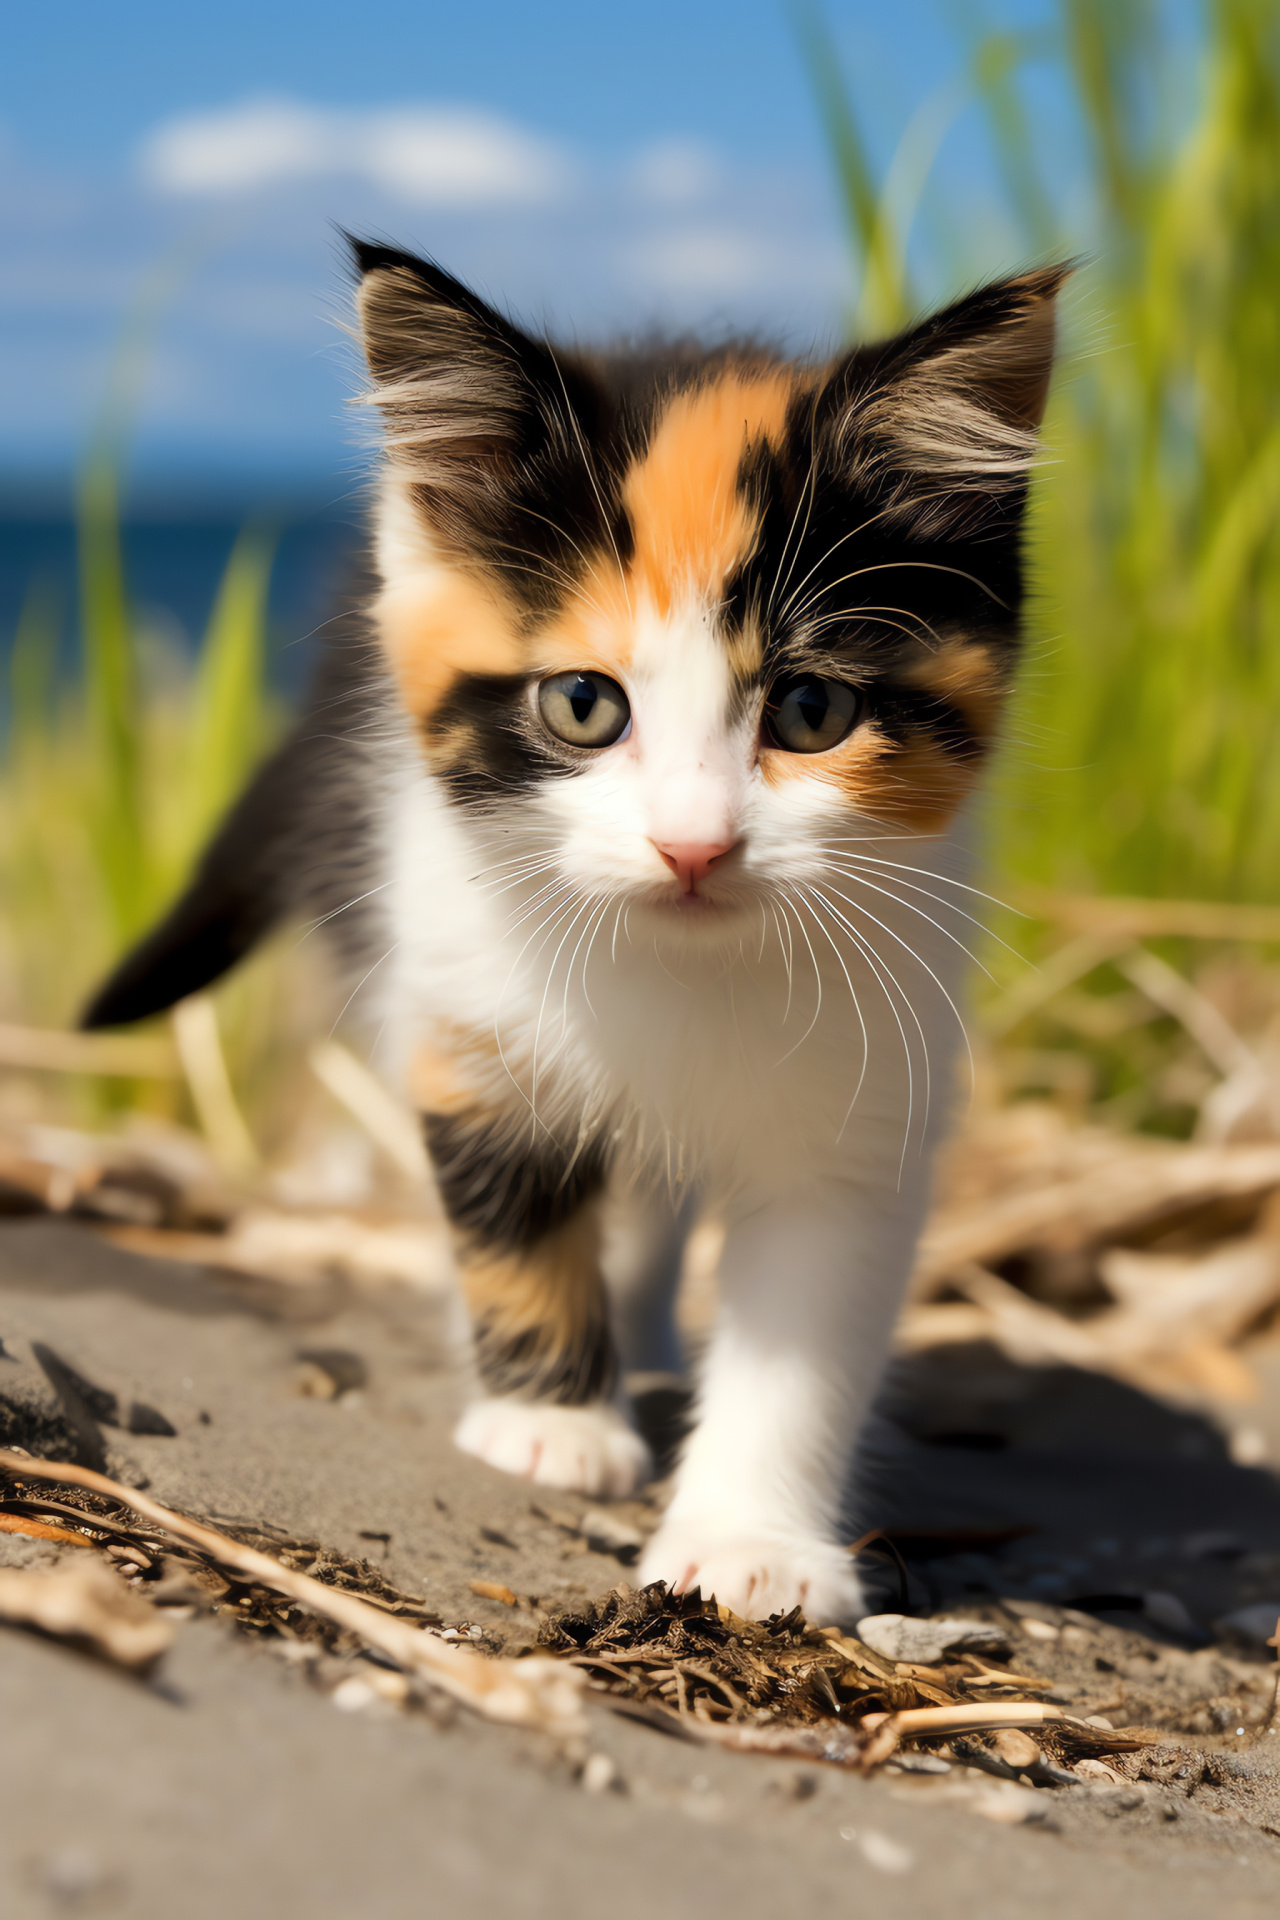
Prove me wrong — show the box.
[820,264,1071,532]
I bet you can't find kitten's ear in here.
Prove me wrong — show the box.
[349,238,591,544]
[820,264,1070,533]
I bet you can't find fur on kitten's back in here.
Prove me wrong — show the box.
[85,242,1065,1624]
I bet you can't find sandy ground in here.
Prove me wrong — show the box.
[4,1215,1280,1919]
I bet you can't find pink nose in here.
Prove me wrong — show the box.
[653,840,739,895]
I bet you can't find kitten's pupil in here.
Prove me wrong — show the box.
[569,678,597,724]
[795,682,829,732]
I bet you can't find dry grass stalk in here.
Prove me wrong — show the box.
[1020,892,1280,945]
[0,1512,94,1546]
[171,995,259,1175]
[0,1450,585,1738]
[858,1702,1075,1736]
[913,1139,1280,1290]
[0,1022,178,1078]
[101,1209,454,1294]
[308,1039,430,1184]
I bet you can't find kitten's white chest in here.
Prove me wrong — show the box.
[376,772,968,1193]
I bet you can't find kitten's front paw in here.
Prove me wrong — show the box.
[638,1523,864,1626]
[453,1398,651,1498]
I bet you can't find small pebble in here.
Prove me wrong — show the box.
[331,1676,380,1713]
[840,1828,914,1874]
[1214,1601,1280,1647]
[1143,1590,1199,1638]
[989,1729,1041,1771]
[41,1847,112,1902]
[581,1752,619,1794]
[855,1613,1005,1664]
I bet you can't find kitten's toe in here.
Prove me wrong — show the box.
[453,1398,651,1497]
[637,1524,864,1627]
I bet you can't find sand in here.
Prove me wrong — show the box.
[3,1215,1280,1919]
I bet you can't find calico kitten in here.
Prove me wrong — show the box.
[85,241,1064,1624]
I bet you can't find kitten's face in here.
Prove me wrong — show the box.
[356,245,1062,946]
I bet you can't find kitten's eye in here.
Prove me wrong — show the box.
[764,675,862,753]
[537,671,631,748]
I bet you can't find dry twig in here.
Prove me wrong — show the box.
[0,1451,585,1738]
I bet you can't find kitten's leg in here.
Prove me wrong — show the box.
[638,1181,922,1625]
[425,1102,651,1497]
[599,1181,695,1376]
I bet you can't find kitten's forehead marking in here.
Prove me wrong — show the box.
[530,369,796,685]
[622,371,795,625]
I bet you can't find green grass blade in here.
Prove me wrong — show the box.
[790,0,914,332]
[76,452,144,940]
[181,522,278,871]
[7,577,61,752]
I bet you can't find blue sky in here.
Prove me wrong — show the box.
[1,0,1103,497]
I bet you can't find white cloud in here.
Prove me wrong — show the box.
[626,138,724,206]
[622,225,775,296]
[140,98,573,207]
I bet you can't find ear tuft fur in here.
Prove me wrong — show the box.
[352,244,531,502]
[824,264,1072,535]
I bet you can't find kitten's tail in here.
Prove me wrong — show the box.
[81,632,386,1032]
[81,731,310,1028]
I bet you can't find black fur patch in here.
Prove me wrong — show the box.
[424,1108,615,1404]
[424,1109,608,1254]
[471,1314,616,1405]
[425,673,568,806]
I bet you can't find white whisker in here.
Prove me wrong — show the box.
[295,881,392,946]
[770,897,796,1021]
[773,892,825,1061]
[531,892,595,1118]
[784,884,870,1126]
[797,884,920,1179]
[579,892,618,1019]
[328,941,399,1035]
[812,879,974,1125]
[816,863,998,978]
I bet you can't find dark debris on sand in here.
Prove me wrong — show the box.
[536,1580,1161,1772]
[5,1454,1280,1821]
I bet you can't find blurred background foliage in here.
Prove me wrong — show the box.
[803,0,1280,906]
[2,0,1279,1154]
[804,0,1280,1136]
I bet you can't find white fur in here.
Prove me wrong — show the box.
[366,576,971,1627]
[454,1399,652,1498]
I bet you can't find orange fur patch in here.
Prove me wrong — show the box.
[376,570,522,723]
[762,718,979,833]
[458,1205,604,1354]
[864,735,979,833]
[622,372,796,619]
[408,1026,505,1115]
[903,639,1006,743]
[376,370,801,704]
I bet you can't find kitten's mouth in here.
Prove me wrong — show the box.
[645,881,742,923]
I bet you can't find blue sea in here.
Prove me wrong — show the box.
[0,496,367,709]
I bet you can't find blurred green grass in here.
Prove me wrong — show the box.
[0,456,289,1132]
[803,0,1280,908]
[799,0,1280,1135]
[4,0,1279,1150]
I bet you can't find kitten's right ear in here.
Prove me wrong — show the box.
[349,238,589,547]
